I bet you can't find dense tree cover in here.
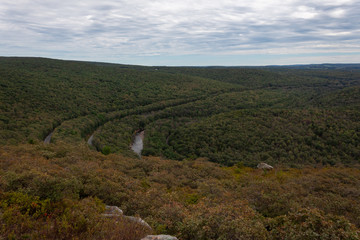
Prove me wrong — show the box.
[0,57,237,145]
[93,88,307,159]
[0,143,359,239]
[92,115,146,156]
[83,62,360,167]
[157,65,360,89]
[1,58,358,167]
[145,109,359,166]
[97,87,359,168]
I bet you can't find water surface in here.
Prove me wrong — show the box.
[131,131,144,156]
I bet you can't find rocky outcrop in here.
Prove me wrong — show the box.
[126,216,151,229]
[141,235,178,240]
[102,205,123,217]
[257,162,274,170]
[103,205,151,230]
[103,206,178,240]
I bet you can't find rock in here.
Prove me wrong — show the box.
[126,216,152,229]
[141,235,178,240]
[102,205,123,217]
[257,162,274,170]
[102,206,152,230]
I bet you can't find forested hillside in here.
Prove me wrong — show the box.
[0,57,359,239]
[0,58,237,144]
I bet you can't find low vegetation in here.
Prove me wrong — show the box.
[1,143,360,239]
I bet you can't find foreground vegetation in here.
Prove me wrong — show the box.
[1,143,360,239]
[1,57,360,239]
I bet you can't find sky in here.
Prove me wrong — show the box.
[1,0,360,66]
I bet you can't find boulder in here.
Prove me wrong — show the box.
[102,205,152,230]
[102,205,123,217]
[141,235,178,240]
[126,216,152,229]
[257,162,274,170]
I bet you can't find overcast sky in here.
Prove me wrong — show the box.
[1,0,360,66]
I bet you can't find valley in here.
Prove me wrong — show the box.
[0,57,359,239]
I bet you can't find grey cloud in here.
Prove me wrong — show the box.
[0,0,359,64]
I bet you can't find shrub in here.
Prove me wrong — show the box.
[102,146,112,155]
[268,208,360,240]
[178,199,268,240]
[0,192,151,240]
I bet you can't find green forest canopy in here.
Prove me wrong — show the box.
[0,57,359,167]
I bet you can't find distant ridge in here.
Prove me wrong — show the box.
[264,63,360,70]
[1,56,359,69]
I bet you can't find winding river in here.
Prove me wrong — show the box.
[131,131,144,156]
[44,131,53,144]
[87,134,94,146]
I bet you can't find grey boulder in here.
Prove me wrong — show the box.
[141,235,178,240]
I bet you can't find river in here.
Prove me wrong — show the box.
[131,131,144,156]
[44,131,53,144]
[87,134,94,146]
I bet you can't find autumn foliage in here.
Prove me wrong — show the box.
[1,143,359,239]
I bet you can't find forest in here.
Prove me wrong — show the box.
[0,57,359,239]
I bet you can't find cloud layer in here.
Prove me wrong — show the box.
[1,0,359,65]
